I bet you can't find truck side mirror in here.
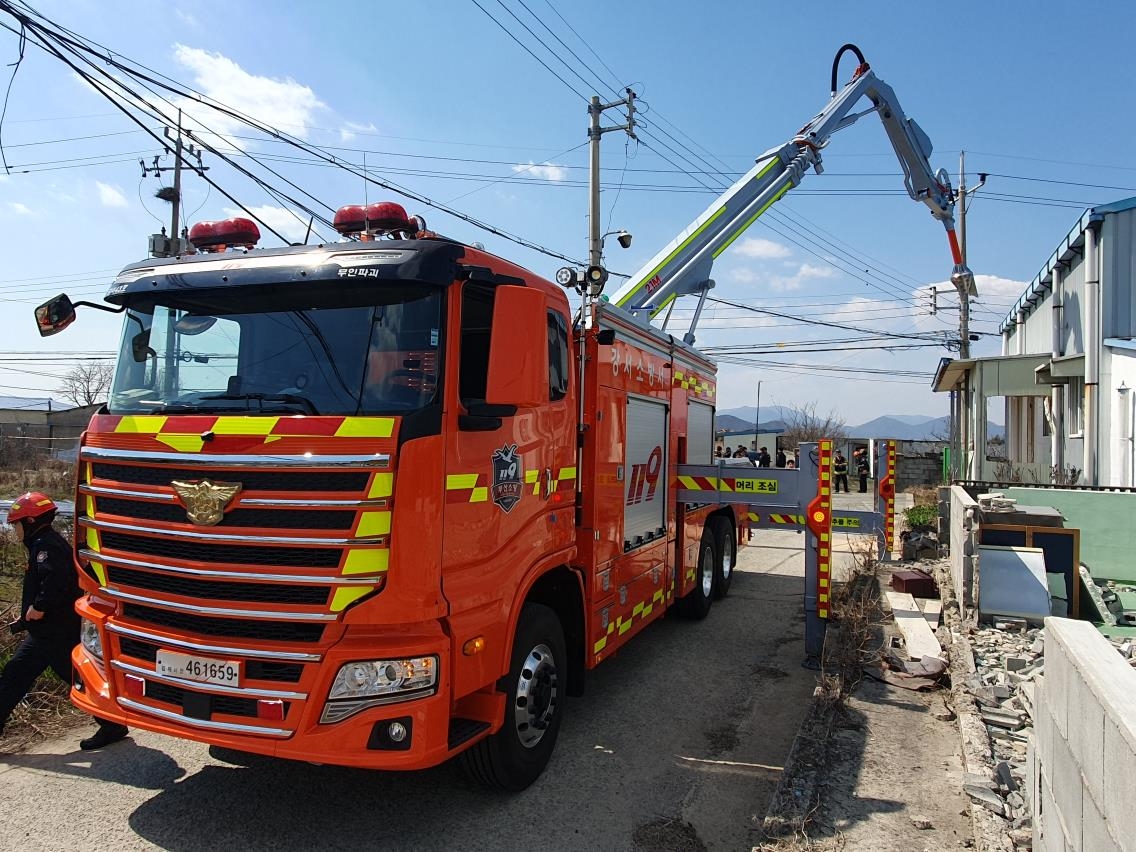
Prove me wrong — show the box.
[34,293,77,337]
[485,285,548,408]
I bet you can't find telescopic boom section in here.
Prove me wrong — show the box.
[608,46,971,330]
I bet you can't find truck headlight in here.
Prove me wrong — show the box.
[80,618,103,661]
[322,656,438,723]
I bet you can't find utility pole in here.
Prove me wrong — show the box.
[141,110,208,257]
[957,151,971,360]
[587,89,637,274]
[754,380,761,452]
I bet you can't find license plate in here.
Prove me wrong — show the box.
[155,650,241,687]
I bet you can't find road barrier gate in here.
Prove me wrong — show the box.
[676,439,897,669]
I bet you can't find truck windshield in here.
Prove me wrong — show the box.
[108,282,443,416]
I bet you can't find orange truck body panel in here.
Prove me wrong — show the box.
[69,241,742,770]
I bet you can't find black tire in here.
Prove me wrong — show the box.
[677,529,716,620]
[459,603,566,791]
[711,516,736,600]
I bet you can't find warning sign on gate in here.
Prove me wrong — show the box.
[732,478,778,494]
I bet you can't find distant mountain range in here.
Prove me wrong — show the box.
[718,406,1004,441]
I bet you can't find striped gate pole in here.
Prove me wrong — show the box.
[877,439,897,556]
[802,440,833,669]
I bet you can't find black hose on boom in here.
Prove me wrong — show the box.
[830,43,868,97]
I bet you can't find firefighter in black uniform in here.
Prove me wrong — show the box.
[833,451,850,493]
[0,492,128,750]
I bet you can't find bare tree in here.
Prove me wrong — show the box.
[58,362,114,407]
[779,401,847,446]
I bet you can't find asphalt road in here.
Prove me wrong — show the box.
[0,533,830,852]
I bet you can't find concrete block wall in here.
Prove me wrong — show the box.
[1031,617,1136,851]
[949,486,979,607]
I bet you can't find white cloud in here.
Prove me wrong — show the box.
[222,205,310,245]
[7,202,31,215]
[767,262,837,292]
[512,162,568,182]
[340,120,378,143]
[732,237,791,259]
[172,45,326,142]
[175,9,199,27]
[727,268,760,284]
[95,181,128,208]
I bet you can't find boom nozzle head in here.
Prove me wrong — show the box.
[951,264,978,298]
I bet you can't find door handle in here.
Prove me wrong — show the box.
[543,468,554,499]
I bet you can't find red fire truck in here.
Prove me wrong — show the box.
[35,46,967,789]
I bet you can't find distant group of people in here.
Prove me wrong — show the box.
[833,448,872,493]
[715,443,869,487]
[714,444,798,469]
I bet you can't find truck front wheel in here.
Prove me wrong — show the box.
[459,603,566,791]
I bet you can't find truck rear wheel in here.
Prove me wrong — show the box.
[711,516,736,600]
[459,603,565,791]
[677,529,716,620]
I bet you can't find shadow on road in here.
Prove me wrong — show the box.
[3,737,186,790]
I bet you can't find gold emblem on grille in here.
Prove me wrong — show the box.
[171,480,242,526]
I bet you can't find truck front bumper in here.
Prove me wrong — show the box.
[70,601,492,770]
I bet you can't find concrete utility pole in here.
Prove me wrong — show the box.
[141,110,208,257]
[957,151,971,360]
[588,90,637,271]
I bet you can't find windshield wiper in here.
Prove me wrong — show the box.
[199,392,320,415]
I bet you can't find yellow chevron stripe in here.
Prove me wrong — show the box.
[116,416,166,434]
[557,467,577,481]
[155,434,206,453]
[470,487,488,503]
[446,474,478,490]
[342,549,389,575]
[356,511,391,537]
[335,417,395,438]
[368,473,393,498]
[330,587,372,612]
[212,416,277,435]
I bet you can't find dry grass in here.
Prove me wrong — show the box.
[905,483,938,507]
[0,461,76,502]
[822,536,883,698]
[0,518,85,751]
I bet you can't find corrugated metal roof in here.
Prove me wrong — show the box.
[998,195,1136,334]
[0,395,72,411]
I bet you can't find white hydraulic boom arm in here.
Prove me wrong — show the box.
[607,44,973,343]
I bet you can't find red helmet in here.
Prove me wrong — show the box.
[7,492,57,524]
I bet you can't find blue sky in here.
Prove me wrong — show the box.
[0,0,1133,424]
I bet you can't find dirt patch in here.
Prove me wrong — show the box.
[632,816,706,852]
[703,722,741,756]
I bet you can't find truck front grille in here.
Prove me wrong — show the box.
[106,566,330,606]
[144,680,285,720]
[123,603,326,643]
[116,636,304,683]
[100,532,342,569]
[96,497,355,531]
[91,463,368,492]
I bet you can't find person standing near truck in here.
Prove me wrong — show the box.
[0,492,129,750]
[833,451,849,493]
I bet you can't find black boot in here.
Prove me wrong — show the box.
[80,722,129,751]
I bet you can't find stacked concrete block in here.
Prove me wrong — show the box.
[1031,617,1136,852]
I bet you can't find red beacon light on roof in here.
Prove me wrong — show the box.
[332,201,420,240]
[188,217,261,253]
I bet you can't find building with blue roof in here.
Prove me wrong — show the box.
[934,196,1136,485]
